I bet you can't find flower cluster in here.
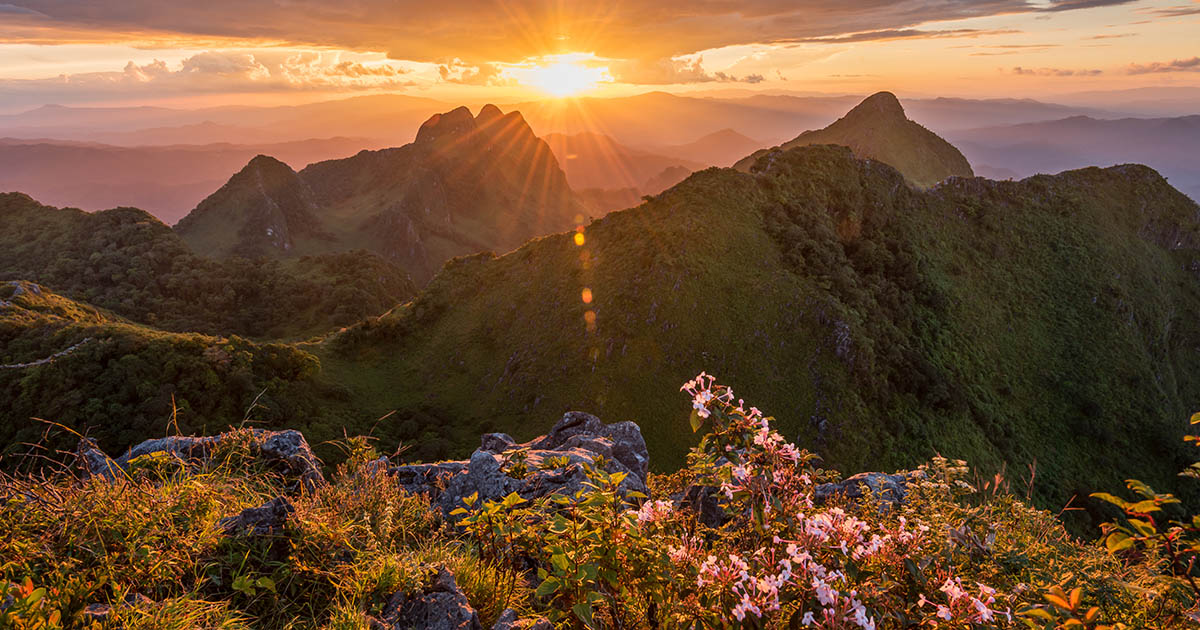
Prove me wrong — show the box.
[678,372,1012,629]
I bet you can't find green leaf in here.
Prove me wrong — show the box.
[1090,492,1129,509]
[551,553,569,573]
[256,577,276,593]
[1190,411,1200,425]
[572,602,597,629]
[1105,531,1134,554]
[689,409,704,433]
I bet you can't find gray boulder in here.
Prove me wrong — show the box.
[390,412,650,516]
[76,429,325,491]
[491,608,552,630]
[371,567,481,630]
[217,496,295,536]
[812,471,924,508]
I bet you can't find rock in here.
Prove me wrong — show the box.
[82,603,112,622]
[813,471,923,508]
[76,429,325,491]
[391,412,650,516]
[491,608,552,630]
[76,438,121,481]
[374,567,481,630]
[217,496,295,536]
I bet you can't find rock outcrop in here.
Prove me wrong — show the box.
[812,471,924,508]
[76,429,325,491]
[218,496,295,537]
[389,411,650,516]
[491,609,552,630]
[370,567,481,630]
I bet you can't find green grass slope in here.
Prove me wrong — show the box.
[734,92,974,188]
[320,144,1200,513]
[0,281,345,458]
[0,192,415,338]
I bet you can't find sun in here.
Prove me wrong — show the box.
[512,58,610,97]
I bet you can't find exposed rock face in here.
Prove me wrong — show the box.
[491,609,552,630]
[390,412,650,515]
[371,567,481,630]
[76,429,325,491]
[218,496,295,536]
[176,104,583,285]
[812,471,924,508]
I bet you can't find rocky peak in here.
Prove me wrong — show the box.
[844,91,907,123]
[475,103,504,126]
[415,106,478,144]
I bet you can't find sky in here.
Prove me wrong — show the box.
[0,0,1197,111]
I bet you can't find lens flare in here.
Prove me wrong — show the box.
[510,55,610,97]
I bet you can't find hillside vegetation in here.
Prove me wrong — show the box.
[323,144,1200,518]
[0,193,415,338]
[3,142,1198,527]
[0,280,338,457]
[2,378,1198,628]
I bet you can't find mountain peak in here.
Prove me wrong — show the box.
[244,154,294,173]
[845,91,906,121]
[735,89,973,187]
[476,104,504,124]
[415,106,477,144]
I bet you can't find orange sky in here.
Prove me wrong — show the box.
[0,0,1196,110]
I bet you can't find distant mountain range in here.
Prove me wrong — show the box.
[176,105,583,283]
[948,115,1200,202]
[543,131,705,193]
[736,92,974,188]
[3,90,1195,226]
[0,137,372,224]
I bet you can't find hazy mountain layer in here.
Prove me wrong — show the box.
[0,137,373,224]
[735,92,975,188]
[949,115,1200,202]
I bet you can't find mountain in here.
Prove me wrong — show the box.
[948,115,1200,202]
[0,137,371,224]
[543,131,704,191]
[0,192,415,338]
[176,105,584,283]
[735,92,974,188]
[650,128,767,167]
[309,145,1199,516]
[0,280,335,456]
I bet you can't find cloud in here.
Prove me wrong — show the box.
[1011,66,1103,76]
[1036,0,1138,10]
[0,49,418,109]
[1144,4,1200,17]
[437,60,513,86]
[787,28,1020,44]
[1126,57,1200,74]
[608,57,763,85]
[0,0,1148,64]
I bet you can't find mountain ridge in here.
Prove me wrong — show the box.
[735,91,975,188]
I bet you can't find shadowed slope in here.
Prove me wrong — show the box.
[178,105,585,284]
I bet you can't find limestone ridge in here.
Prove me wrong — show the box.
[175,155,329,258]
[735,91,975,188]
[176,105,583,284]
